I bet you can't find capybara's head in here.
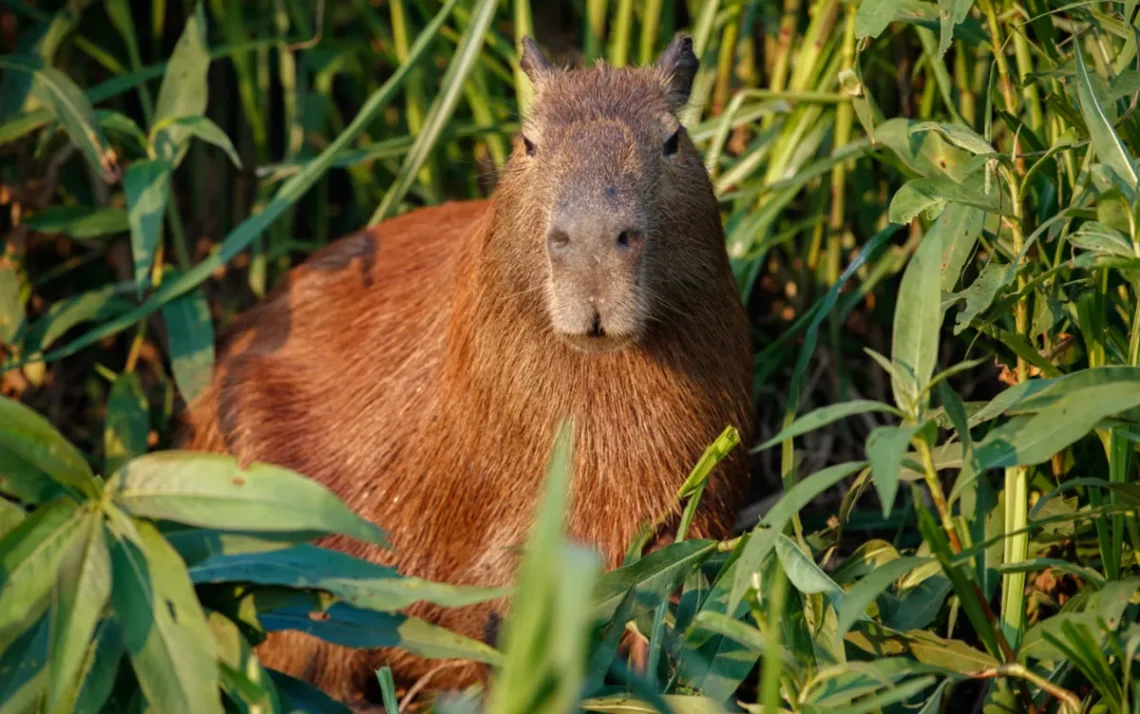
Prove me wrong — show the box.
[498,34,720,354]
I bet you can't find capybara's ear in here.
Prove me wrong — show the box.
[520,36,552,85]
[654,33,698,113]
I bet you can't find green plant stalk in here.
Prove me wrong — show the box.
[514,0,535,115]
[389,0,435,195]
[954,43,976,126]
[1008,11,1042,132]
[826,4,856,286]
[637,0,663,65]
[915,437,961,551]
[608,0,634,67]
[711,13,741,113]
[981,0,1017,113]
[584,0,607,62]
[760,561,787,714]
[767,0,802,98]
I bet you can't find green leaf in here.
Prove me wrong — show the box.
[0,55,118,182]
[23,285,131,356]
[23,206,129,240]
[161,287,215,404]
[952,260,1007,334]
[1073,45,1138,190]
[151,115,242,169]
[0,396,95,497]
[973,382,1140,470]
[104,371,149,475]
[935,203,986,291]
[108,452,389,546]
[0,498,25,539]
[0,615,49,714]
[774,533,847,610]
[855,0,941,40]
[71,618,124,714]
[1069,221,1134,258]
[45,513,112,714]
[594,539,718,620]
[268,670,352,713]
[754,400,902,452]
[165,527,312,566]
[845,626,999,672]
[889,177,1011,225]
[582,695,729,713]
[837,557,932,636]
[189,544,507,611]
[867,424,922,518]
[152,2,210,168]
[260,601,502,665]
[0,498,86,652]
[0,444,64,505]
[873,118,974,181]
[729,462,867,612]
[891,226,943,414]
[109,519,223,714]
[123,159,172,297]
[910,120,991,154]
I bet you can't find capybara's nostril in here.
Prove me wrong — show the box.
[547,229,571,253]
[615,229,644,255]
[589,312,604,337]
[617,231,629,249]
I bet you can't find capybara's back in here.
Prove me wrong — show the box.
[180,34,753,709]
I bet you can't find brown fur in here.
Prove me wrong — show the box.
[179,36,753,708]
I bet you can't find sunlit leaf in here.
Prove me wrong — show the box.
[161,287,215,404]
[123,159,171,296]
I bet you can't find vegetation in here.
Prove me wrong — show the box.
[2,0,1140,712]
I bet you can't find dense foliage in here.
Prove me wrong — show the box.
[3,0,1140,712]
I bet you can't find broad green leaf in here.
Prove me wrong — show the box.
[0,498,85,652]
[891,226,942,413]
[754,400,902,452]
[0,396,94,496]
[774,533,846,610]
[189,544,507,611]
[889,176,1011,225]
[881,574,952,631]
[873,118,974,181]
[71,618,123,714]
[845,626,999,672]
[855,0,940,40]
[0,498,25,539]
[830,675,939,714]
[972,382,1140,470]
[0,56,118,182]
[1074,46,1138,190]
[152,2,210,167]
[0,443,64,504]
[161,287,215,404]
[935,203,985,291]
[910,120,991,154]
[104,371,149,474]
[582,695,728,713]
[151,115,241,168]
[1068,221,1134,258]
[0,615,49,714]
[952,260,1006,334]
[107,451,389,546]
[22,206,129,240]
[206,612,282,713]
[267,670,352,714]
[109,519,223,714]
[23,285,131,356]
[594,538,718,620]
[259,601,502,665]
[123,159,172,297]
[867,424,921,518]
[837,556,931,636]
[46,513,111,714]
[831,539,901,586]
[165,527,313,565]
[729,462,867,612]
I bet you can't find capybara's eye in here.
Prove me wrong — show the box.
[663,129,680,156]
[523,135,537,157]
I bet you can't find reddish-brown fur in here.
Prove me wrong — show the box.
[179,36,753,709]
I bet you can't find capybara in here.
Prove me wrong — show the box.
[179,33,753,708]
